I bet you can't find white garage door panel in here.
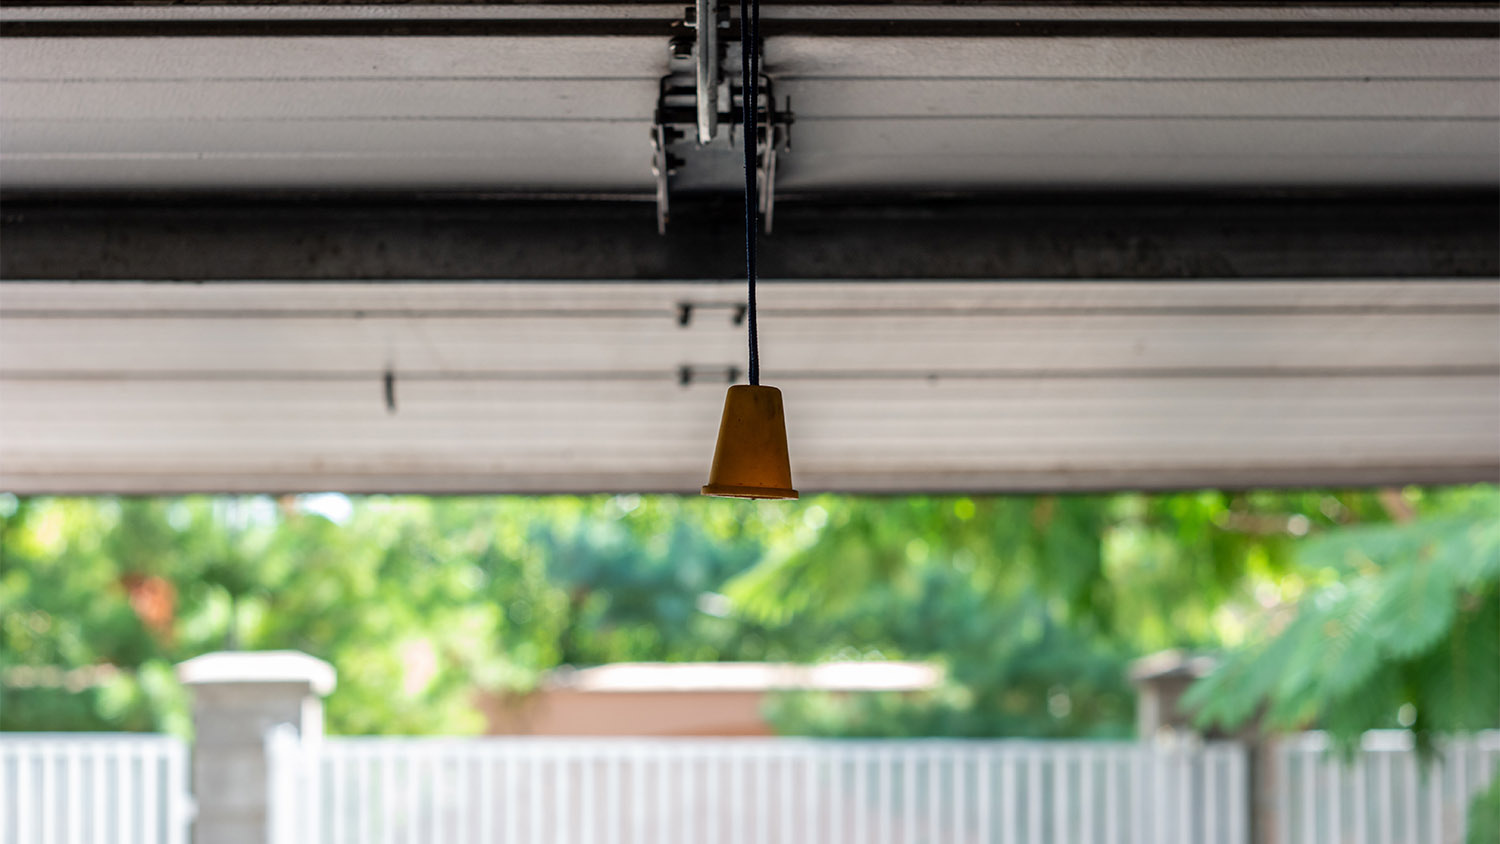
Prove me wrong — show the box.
[23,147,1482,192]
[2,120,650,160]
[780,153,1498,190]
[0,120,655,191]
[1,280,1495,493]
[2,25,1494,191]
[0,35,664,190]
[787,120,1491,158]
[5,281,1495,377]
[8,75,1489,126]
[2,377,1494,493]
[782,78,1500,120]
[5,378,1494,451]
[5,381,1493,434]
[12,390,1486,438]
[3,79,656,122]
[8,60,1492,127]
[8,281,1490,312]
[0,156,655,191]
[0,36,667,81]
[0,317,739,374]
[768,37,1499,80]
[777,120,1496,189]
[5,5,1482,24]
[4,312,1495,376]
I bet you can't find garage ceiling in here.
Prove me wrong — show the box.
[1,3,1497,495]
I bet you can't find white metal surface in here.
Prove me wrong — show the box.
[1,4,1495,192]
[1,280,1495,493]
[0,733,192,844]
[268,735,1248,844]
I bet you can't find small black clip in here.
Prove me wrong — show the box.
[383,369,397,414]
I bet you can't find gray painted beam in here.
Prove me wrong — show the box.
[3,194,1496,280]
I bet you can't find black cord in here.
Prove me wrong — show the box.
[740,0,761,386]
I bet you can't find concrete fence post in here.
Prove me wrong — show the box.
[1131,650,1279,844]
[177,651,336,844]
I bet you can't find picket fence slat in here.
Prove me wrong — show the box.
[0,734,191,844]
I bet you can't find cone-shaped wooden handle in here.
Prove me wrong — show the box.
[701,385,798,499]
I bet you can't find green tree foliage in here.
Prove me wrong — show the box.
[2,487,1495,745]
[1185,486,1500,749]
[733,491,1472,738]
[0,495,805,735]
[740,497,1138,737]
[1470,767,1500,844]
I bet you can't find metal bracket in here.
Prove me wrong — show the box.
[652,6,793,237]
[758,93,792,233]
[650,119,684,235]
[688,0,725,144]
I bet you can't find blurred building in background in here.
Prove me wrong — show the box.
[478,661,942,736]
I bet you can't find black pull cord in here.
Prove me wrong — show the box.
[740,0,761,385]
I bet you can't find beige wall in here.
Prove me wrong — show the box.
[478,689,777,737]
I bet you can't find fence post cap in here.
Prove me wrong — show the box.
[1128,649,1216,682]
[177,650,336,696]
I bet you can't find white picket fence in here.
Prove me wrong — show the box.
[0,733,191,844]
[267,731,1248,844]
[3,730,1496,844]
[1277,731,1500,844]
